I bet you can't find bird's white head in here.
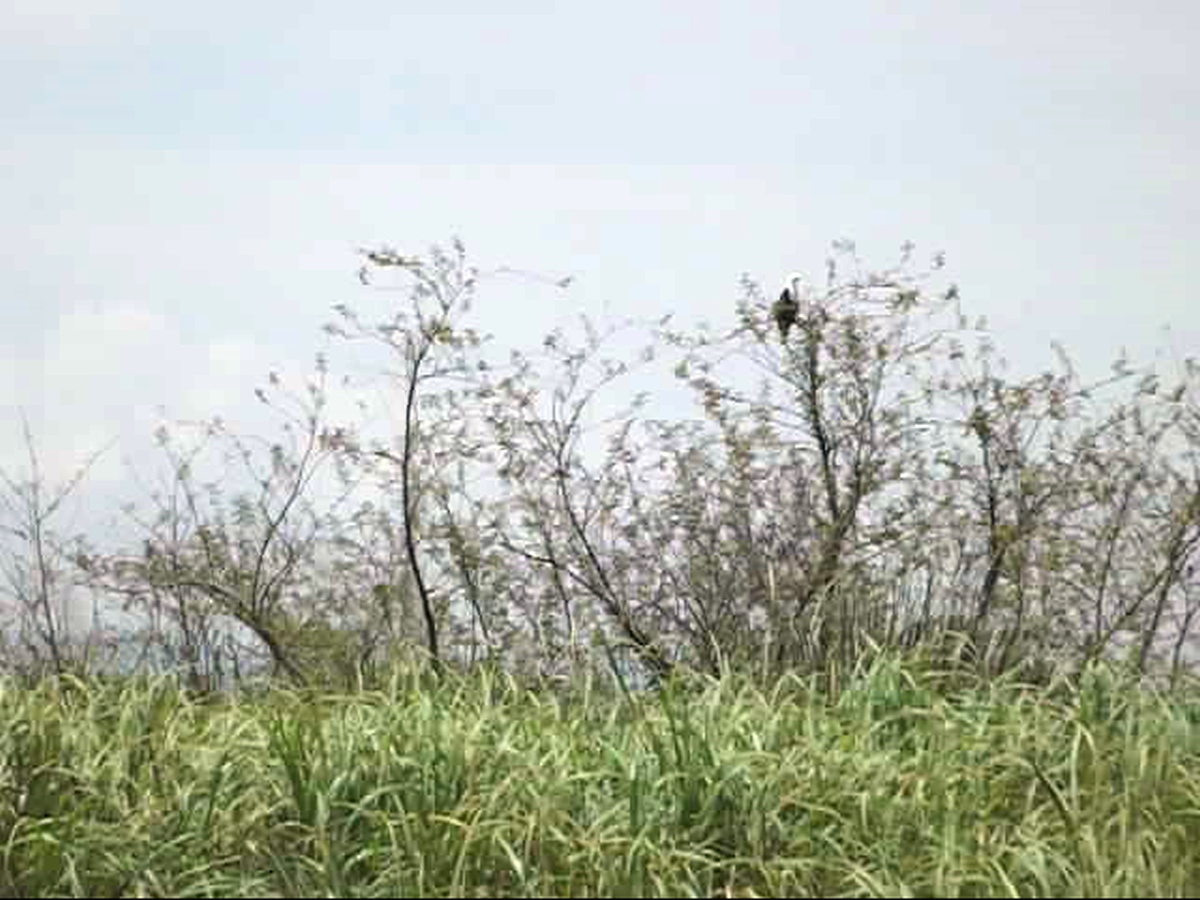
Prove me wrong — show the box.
[784,272,806,297]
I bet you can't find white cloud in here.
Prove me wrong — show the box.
[47,303,167,372]
[1,305,163,491]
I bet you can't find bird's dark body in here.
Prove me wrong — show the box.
[773,288,799,342]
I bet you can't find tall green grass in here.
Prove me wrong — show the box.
[1,656,1197,897]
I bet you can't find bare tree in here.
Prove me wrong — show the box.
[35,235,1200,692]
[0,415,109,677]
[328,240,491,675]
[478,315,675,684]
[78,359,360,687]
[652,241,960,674]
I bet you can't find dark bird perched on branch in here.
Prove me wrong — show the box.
[772,272,805,342]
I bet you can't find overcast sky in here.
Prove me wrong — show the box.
[2,0,1197,544]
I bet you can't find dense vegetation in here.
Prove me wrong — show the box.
[2,238,1198,895]
[0,656,1196,897]
[6,239,1198,691]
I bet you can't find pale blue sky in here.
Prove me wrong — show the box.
[2,0,1198,540]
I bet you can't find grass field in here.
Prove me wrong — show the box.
[1,654,1198,897]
